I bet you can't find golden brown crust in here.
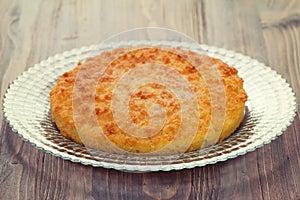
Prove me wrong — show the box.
[50,47,247,154]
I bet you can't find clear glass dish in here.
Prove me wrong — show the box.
[3,41,297,172]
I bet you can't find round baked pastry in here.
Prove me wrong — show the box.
[50,47,247,155]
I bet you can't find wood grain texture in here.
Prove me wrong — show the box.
[0,0,299,199]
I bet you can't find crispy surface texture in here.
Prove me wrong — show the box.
[50,47,247,154]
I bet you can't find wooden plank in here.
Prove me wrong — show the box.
[260,1,300,199]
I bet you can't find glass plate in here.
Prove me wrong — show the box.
[3,41,297,172]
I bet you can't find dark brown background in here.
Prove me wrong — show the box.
[0,0,299,199]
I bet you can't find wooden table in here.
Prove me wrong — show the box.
[1,0,299,199]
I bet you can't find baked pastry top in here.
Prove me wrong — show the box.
[50,47,247,154]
